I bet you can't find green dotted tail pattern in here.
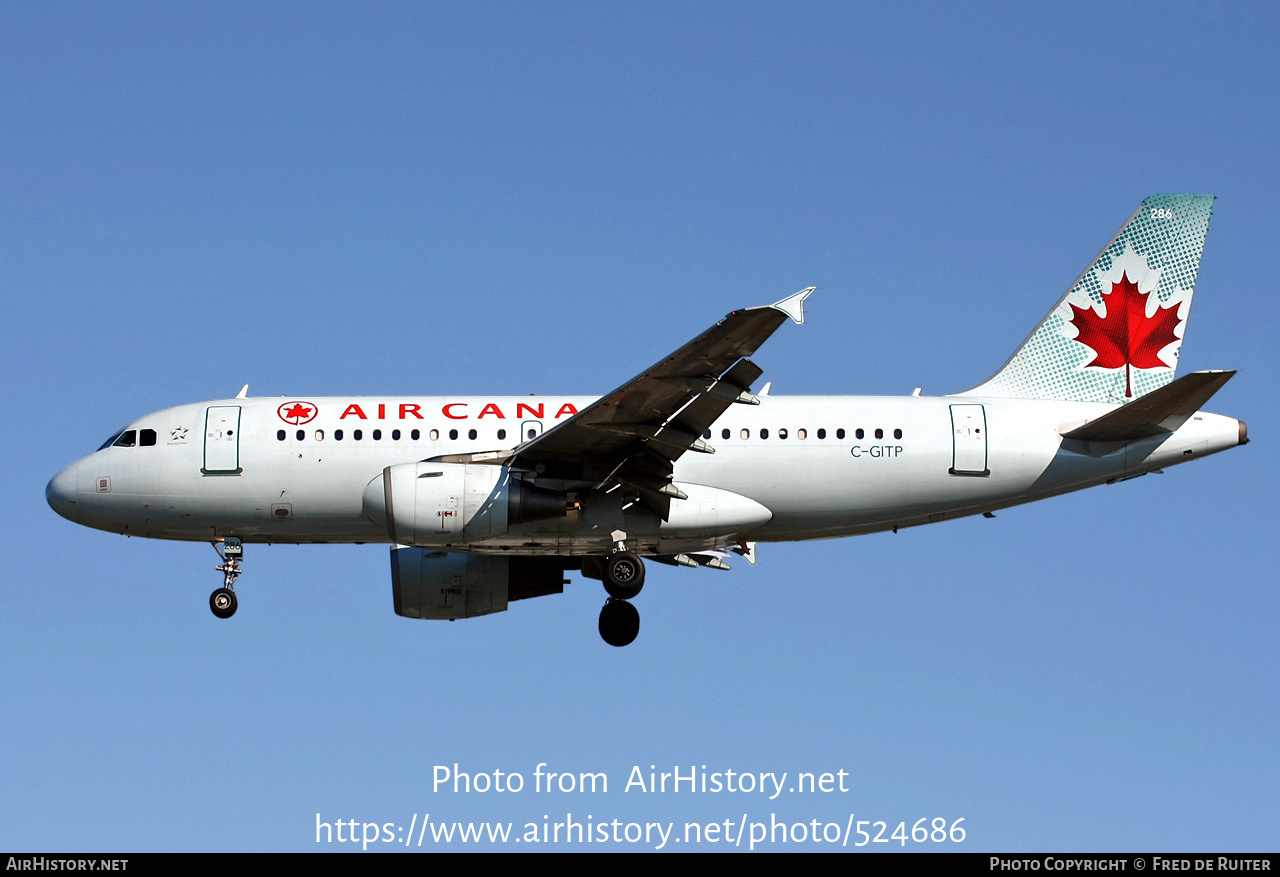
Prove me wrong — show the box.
[969,194,1214,403]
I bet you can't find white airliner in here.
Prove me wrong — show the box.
[46,195,1246,645]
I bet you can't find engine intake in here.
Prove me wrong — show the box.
[362,462,567,547]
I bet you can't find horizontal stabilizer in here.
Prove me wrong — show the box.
[1061,370,1235,442]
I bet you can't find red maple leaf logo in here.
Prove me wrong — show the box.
[277,401,318,425]
[1067,272,1182,398]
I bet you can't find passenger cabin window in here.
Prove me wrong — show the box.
[817,428,826,439]
[722,428,730,440]
[430,429,439,441]
[836,428,846,439]
[740,428,749,440]
[373,429,382,440]
[354,429,363,441]
[874,428,883,439]
[497,429,506,441]
[468,429,477,440]
[894,428,903,439]
[277,430,286,441]
[760,428,769,439]
[778,428,788,440]
[411,429,420,440]
[797,429,807,440]
[296,430,305,441]
[335,429,344,441]
[449,429,458,441]
[139,429,157,447]
[112,430,137,448]
[392,429,401,440]
[855,428,865,439]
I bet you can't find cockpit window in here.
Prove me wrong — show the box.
[98,430,126,451]
[140,429,157,447]
[112,430,137,448]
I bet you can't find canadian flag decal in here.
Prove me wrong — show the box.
[1067,272,1182,398]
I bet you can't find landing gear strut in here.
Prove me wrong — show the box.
[210,537,243,619]
[597,534,644,646]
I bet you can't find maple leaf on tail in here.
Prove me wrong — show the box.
[1068,272,1183,398]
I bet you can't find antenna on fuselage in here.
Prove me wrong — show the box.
[236,384,248,399]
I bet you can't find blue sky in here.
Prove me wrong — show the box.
[3,2,1276,852]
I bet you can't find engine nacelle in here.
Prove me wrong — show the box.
[362,462,566,547]
[390,549,569,620]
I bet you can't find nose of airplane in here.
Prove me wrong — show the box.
[46,463,80,523]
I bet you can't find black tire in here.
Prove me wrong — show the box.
[210,588,237,619]
[598,599,640,647]
[603,551,645,599]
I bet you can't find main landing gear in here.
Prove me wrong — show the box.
[603,551,645,599]
[210,537,243,619]
[598,538,645,647]
[599,599,640,648]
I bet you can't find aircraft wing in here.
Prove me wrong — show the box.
[509,288,813,517]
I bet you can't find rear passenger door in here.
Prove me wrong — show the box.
[948,404,989,476]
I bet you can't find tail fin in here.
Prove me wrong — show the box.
[966,194,1215,403]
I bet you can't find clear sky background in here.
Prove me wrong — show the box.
[3,2,1276,852]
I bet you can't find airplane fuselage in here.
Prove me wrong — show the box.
[47,393,1244,554]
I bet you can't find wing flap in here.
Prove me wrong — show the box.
[670,358,765,437]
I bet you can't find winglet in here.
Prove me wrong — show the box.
[732,541,758,565]
[771,287,815,324]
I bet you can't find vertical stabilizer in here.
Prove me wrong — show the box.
[965,194,1215,403]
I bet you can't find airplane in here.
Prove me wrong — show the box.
[46,194,1247,646]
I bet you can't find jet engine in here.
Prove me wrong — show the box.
[390,549,570,620]
[362,462,567,547]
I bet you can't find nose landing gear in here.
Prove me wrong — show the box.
[210,538,243,619]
